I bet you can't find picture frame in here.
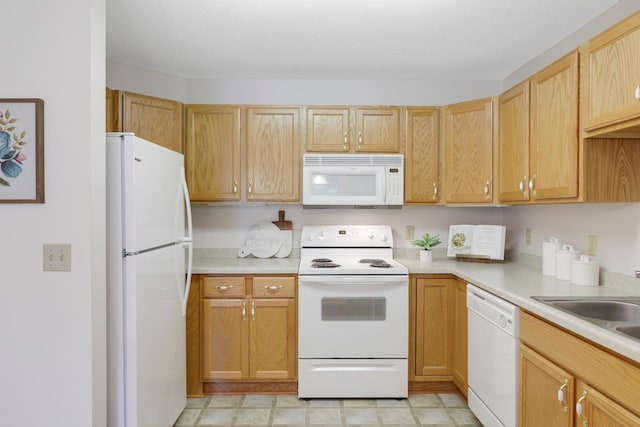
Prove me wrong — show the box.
[0,98,44,203]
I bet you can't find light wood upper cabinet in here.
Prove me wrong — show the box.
[306,108,350,152]
[443,98,494,204]
[404,108,440,203]
[498,81,530,202]
[305,107,401,153]
[246,107,301,202]
[583,10,640,135]
[355,107,401,152]
[184,106,241,202]
[113,90,183,153]
[530,51,579,201]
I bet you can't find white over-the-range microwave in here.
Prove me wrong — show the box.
[302,153,404,208]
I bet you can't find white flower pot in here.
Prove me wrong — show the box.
[419,250,433,263]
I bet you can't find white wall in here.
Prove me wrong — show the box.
[107,59,189,102]
[0,1,106,427]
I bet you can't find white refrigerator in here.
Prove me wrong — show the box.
[106,132,193,427]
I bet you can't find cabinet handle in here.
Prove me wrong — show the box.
[432,182,438,200]
[576,390,588,427]
[484,180,490,198]
[265,285,284,291]
[528,174,537,196]
[248,179,253,195]
[557,378,569,413]
[242,301,246,320]
[251,301,255,320]
[358,131,363,146]
[635,85,640,101]
[233,180,238,195]
[343,132,348,148]
[215,285,234,291]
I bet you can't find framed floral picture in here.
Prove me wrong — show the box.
[0,98,44,203]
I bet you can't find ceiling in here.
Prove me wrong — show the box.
[106,0,619,81]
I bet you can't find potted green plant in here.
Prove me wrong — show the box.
[411,233,442,262]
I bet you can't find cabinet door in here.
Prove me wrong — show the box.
[246,107,301,202]
[452,281,467,395]
[355,108,401,152]
[498,81,530,202]
[202,299,249,380]
[184,106,241,202]
[306,108,350,152]
[575,381,640,427]
[106,87,115,132]
[118,91,183,153]
[585,11,640,132]
[520,344,574,427]
[444,98,493,203]
[249,298,296,380]
[405,108,440,203]
[530,51,578,200]
[414,278,455,376]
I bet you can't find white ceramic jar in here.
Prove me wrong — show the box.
[542,237,562,276]
[555,244,581,281]
[571,255,600,286]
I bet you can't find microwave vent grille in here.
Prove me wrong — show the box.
[304,154,403,167]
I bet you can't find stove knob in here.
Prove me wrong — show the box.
[368,233,375,240]
[317,231,327,240]
[380,234,388,242]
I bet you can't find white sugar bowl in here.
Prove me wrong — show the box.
[571,255,600,286]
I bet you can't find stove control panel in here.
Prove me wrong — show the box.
[301,225,393,248]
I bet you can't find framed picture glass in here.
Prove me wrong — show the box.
[0,98,44,203]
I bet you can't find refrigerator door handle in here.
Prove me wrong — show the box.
[181,241,193,317]
[181,166,193,243]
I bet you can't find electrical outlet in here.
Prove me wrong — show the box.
[405,225,415,241]
[43,244,72,271]
[587,235,598,256]
[525,228,531,245]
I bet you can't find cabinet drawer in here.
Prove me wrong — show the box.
[252,276,296,298]
[202,276,246,298]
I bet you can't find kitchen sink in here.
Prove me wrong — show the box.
[532,296,640,343]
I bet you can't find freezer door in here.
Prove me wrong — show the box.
[120,134,188,252]
[123,244,187,427]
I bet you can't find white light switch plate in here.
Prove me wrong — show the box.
[43,244,71,271]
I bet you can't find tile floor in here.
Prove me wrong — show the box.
[174,393,482,426]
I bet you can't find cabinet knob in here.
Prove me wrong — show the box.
[215,285,234,291]
[343,132,348,148]
[635,85,640,101]
[432,182,438,200]
[265,285,284,291]
[528,174,537,196]
[484,180,490,198]
[242,301,247,320]
[358,131,363,146]
[233,180,238,195]
[557,378,569,413]
[248,179,253,195]
[251,300,255,320]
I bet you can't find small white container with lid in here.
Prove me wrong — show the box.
[555,244,580,281]
[571,255,600,286]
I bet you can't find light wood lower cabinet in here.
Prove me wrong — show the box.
[520,311,640,426]
[410,275,467,393]
[187,274,297,395]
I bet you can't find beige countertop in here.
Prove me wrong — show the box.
[192,253,640,363]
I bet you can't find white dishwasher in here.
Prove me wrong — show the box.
[467,284,520,427]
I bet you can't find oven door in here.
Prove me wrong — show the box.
[298,275,408,358]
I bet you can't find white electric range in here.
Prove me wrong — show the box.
[297,225,409,399]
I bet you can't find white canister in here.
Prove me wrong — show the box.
[555,244,581,281]
[571,255,600,286]
[542,237,562,276]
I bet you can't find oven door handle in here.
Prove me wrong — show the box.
[298,275,408,285]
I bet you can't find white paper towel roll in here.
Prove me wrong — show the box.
[542,237,561,276]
